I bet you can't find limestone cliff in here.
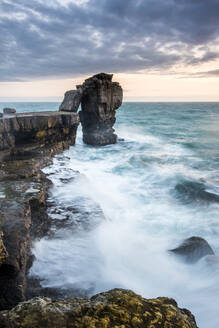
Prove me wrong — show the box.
[0,111,79,310]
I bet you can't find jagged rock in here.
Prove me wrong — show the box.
[59,89,82,112]
[169,236,214,263]
[79,73,123,145]
[3,108,16,114]
[0,289,197,328]
[0,111,80,310]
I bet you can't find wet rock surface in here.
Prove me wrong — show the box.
[0,111,79,310]
[169,236,215,264]
[174,180,219,205]
[79,73,123,145]
[0,289,198,328]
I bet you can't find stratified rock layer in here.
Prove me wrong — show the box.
[0,289,197,328]
[0,111,79,151]
[79,73,123,145]
[0,111,79,310]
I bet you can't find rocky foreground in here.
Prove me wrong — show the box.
[0,289,197,328]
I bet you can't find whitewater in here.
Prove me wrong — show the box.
[6,102,218,328]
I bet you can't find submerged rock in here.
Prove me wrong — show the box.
[169,236,214,264]
[79,73,123,145]
[0,288,197,328]
[59,89,82,112]
[3,108,16,114]
[174,180,219,204]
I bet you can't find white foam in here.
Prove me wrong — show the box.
[30,125,219,328]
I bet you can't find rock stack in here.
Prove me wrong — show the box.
[59,73,123,146]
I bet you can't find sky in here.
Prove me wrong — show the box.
[0,0,219,101]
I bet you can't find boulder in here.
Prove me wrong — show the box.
[79,73,123,145]
[3,108,16,114]
[169,236,214,263]
[59,89,82,112]
[0,289,197,328]
[175,180,219,204]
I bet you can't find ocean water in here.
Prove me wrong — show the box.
[3,102,219,327]
[0,102,60,113]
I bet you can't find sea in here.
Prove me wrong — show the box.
[1,102,219,327]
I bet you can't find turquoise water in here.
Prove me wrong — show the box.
[0,102,59,113]
[8,102,219,327]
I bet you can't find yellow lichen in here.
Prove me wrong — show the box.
[1,289,198,328]
[63,128,69,135]
[36,130,46,138]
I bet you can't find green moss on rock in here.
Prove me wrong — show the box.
[1,289,197,328]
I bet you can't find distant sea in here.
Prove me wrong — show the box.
[0,102,60,113]
[2,102,219,328]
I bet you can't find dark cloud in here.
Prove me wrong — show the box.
[0,0,219,81]
[188,69,219,78]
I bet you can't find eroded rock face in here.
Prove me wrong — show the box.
[0,289,197,328]
[169,236,214,263]
[0,111,80,310]
[59,89,82,112]
[0,112,79,151]
[79,73,123,145]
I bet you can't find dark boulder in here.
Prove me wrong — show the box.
[169,236,215,263]
[79,73,123,145]
[3,108,16,114]
[59,89,82,112]
[174,180,219,204]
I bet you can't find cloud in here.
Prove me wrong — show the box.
[0,0,219,81]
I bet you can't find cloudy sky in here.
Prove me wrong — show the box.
[0,0,219,101]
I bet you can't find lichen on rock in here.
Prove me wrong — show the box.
[0,231,7,266]
[1,289,198,328]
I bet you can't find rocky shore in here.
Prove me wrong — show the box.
[0,111,79,310]
[0,75,199,327]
